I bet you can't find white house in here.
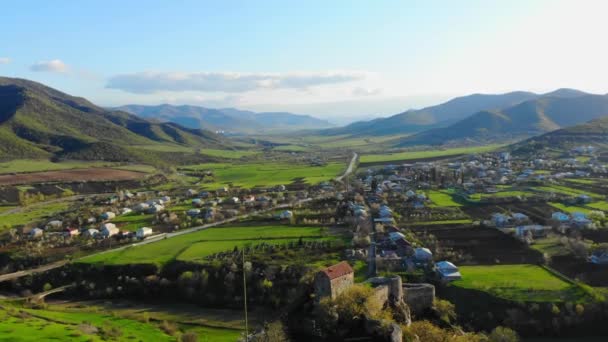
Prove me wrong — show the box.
[47,220,63,229]
[100,223,119,238]
[187,209,201,217]
[136,227,153,239]
[101,212,116,220]
[121,208,133,215]
[29,228,44,239]
[278,210,293,220]
[134,203,150,212]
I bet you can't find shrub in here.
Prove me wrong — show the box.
[160,320,179,336]
[433,298,456,323]
[488,326,519,342]
[181,332,198,342]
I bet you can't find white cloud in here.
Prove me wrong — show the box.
[352,87,382,97]
[30,59,68,73]
[0,57,10,65]
[106,71,367,94]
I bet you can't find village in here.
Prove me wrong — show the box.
[1,146,608,341]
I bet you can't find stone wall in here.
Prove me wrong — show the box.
[402,283,435,314]
[369,284,389,305]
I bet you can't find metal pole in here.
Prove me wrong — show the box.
[243,251,249,339]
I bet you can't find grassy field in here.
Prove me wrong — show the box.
[549,203,594,215]
[534,185,602,199]
[182,162,344,189]
[0,159,119,174]
[112,213,155,231]
[469,190,532,200]
[79,224,330,266]
[531,236,571,257]
[587,201,608,211]
[359,144,503,164]
[0,201,71,229]
[452,264,589,302]
[409,219,473,225]
[428,190,462,207]
[0,303,173,341]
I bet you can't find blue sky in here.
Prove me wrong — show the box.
[1,0,606,122]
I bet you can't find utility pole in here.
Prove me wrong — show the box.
[242,251,249,340]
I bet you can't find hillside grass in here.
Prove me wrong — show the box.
[359,144,503,164]
[0,159,119,174]
[0,201,70,229]
[0,303,173,341]
[452,264,589,303]
[549,203,594,215]
[182,161,344,189]
[79,224,330,266]
[534,185,602,199]
[428,190,462,207]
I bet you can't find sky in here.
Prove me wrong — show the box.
[1,0,607,123]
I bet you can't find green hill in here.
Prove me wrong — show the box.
[510,116,608,155]
[0,77,230,163]
[397,94,608,146]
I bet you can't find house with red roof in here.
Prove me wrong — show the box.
[313,261,354,301]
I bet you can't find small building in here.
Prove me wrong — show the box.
[47,220,63,229]
[83,228,99,238]
[186,189,197,197]
[134,203,150,212]
[192,198,203,207]
[589,250,608,265]
[313,261,354,301]
[136,227,153,239]
[64,227,80,237]
[436,261,461,282]
[29,228,44,239]
[120,208,133,215]
[100,223,119,238]
[414,248,433,262]
[278,210,293,220]
[161,196,171,203]
[101,212,116,221]
[552,212,570,222]
[187,209,201,217]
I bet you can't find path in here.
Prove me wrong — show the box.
[335,152,358,182]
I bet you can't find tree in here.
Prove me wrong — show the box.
[488,326,519,342]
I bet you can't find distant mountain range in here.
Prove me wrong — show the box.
[511,115,608,155]
[0,77,229,163]
[397,93,608,146]
[115,104,334,133]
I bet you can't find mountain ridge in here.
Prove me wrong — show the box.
[116,104,334,133]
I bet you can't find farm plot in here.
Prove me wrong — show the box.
[412,225,542,265]
[181,162,344,189]
[359,145,503,164]
[428,190,463,207]
[111,213,155,231]
[0,168,147,186]
[79,224,330,266]
[0,201,71,229]
[452,264,589,303]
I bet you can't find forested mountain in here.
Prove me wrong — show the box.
[0,77,229,162]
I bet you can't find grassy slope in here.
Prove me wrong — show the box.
[0,304,173,341]
[79,225,328,266]
[452,264,588,302]
[360,144,503,163]
[0,201,70,228]
[184,162,344,189]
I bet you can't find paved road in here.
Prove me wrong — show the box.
[335,152,358,182]
[0,260,68,283]
[0,152,360,282]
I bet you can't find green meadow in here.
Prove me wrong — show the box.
[359,144,503,164]
[79,224,330,266]
[452,264,590,303]
[0,159,119,174]
[182,161,344,189]
[0,201,71,229]
[0,304,173,341]
[428,190,462,207]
